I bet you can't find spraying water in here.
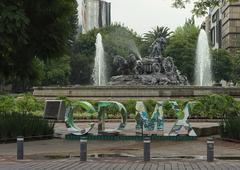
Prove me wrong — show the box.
[194,29,212,86]
[92,33,107,86]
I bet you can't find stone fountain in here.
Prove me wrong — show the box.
[109,37,188,86]
[33,35,240,101]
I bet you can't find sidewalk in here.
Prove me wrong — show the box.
[1,158,240,170]
[0,137,240,159]
[0,122,240,169]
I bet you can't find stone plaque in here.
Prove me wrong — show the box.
[44,100,66,120]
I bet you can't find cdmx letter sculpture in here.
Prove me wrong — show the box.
[135,101,197,136]
[64,100,196,137]
[135,101,164,135]
[65,101,128,135]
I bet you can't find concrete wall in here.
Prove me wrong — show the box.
[33,86,240,101]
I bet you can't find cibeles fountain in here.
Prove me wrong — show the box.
[33,0,240,102]
[34,31,240,101]
[109,37,188,86]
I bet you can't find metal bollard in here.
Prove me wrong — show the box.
[207,137,214,162]
[17,136,24,160]
[80,137,87,161]
[143,137,151,162]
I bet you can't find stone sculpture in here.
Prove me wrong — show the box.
[109,37,188,85]
[150,37,166,58]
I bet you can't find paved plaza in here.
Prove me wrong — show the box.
[1,158,240,170]
[1,122,240,169]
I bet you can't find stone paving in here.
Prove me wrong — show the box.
[0,158,240,170]
[1,122,240,169]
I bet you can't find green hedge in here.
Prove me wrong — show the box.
[0,112,55,140]
[220,118,240,140]
[63,94,240,119]
[1,93,240,119]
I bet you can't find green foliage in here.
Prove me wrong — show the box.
[0,95,16,113]
[102,24,142,58]
[53,94,240,119]
[144,26,172,43]
[163,100,192,118]
[0,93,44,114]
[0,112,54,140]
[15,93,43,114]
[70,53,93,85]
[144,100,157,115]
[10,57,45,92]
[57,96,72,107]
[42,55,71,86]
[232,51,240,84]
[70,24,143,84]
[195,94,240,118]
[166,20,199,83]
[212,49,233,83]
[123,100,137,115]
[220,118,240,140]
[142,26,172,56]
[163,101,177,118]
[0,0,78,91]
[172,0,238,16]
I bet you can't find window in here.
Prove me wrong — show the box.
[211,27,216,46]
[212,10,219,23]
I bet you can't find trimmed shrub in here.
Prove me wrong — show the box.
[0,112,55,140]
[195,94,240,119]
[123,100,136,115]
[220,117,240,140]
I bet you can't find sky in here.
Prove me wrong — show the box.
[106,0,204,35]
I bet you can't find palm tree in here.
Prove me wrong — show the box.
[143,26,173,44]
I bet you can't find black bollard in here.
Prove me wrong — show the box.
[80,137,87,161]
[17,136,24,160]
[143,137,151,162]
[207,137,214,162]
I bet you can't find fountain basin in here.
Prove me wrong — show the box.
[33,86,240,100]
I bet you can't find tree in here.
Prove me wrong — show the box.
[42,55,71,86]
[212,49,233,83]
[172,0,238,16]
[144,26,172,43]
[70,24,143,85]
[232,51,240,84]
[166,20,199,83]
[70,54,93,85]
[0,0,78,91]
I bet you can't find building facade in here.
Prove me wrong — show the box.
[77,0,111,34]
[206,0,240,54]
